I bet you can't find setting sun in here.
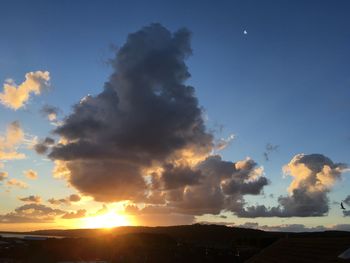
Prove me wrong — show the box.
[82,211,132,229]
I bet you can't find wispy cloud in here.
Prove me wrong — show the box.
[61,209,86,219]
[6,178,28,189]
[263,143,279,161]
[18,195,41,203]
[48,194,81,206]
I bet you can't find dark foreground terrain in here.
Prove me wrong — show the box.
[0,224,349,262]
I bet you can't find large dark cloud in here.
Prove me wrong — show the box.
[49,23,215,202]
[45,23,270,219]
[237,154,347,217]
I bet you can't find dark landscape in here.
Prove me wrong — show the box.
[1,224,350,262]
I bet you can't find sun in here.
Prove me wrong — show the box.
[82,211,132,229]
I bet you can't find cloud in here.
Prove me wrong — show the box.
[44,24,268,220]
[6,179,28,189]
[62,209,86,219]
[18,195,41,203]
[40,104,60,121]
[344,195,350,206]
[68,194,81,202]
[48,23,213,202]
[342,196,350,216]
[34,137,55,154]
[122,155,268,218]
[214,134,235,151]
[263,143,279,161]
[160,156,267,216]
[161,164,204,190]
[48,198,70,206]
[0,171,8,181]
[0,71,50,110]
[237,222,350,232]
[0,121,25,161]
[237,154,347,217]
[24,169,38,180]
[48,194,81,206]
[0,204,64,223]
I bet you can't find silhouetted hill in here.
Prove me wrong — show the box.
[27,224,277,245]
[2,225,350,262]
[8,224,349,242]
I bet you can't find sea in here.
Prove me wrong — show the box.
[0,232,64,239]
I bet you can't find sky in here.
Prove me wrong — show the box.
[0,0,350,232]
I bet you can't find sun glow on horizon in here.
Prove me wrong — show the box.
[82,211,133,229]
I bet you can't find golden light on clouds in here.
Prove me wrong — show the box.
[24,169,38,180]
[0,121,25,161]
[6,178,28,189]
[283,154,345,194]
[0,71,50,110]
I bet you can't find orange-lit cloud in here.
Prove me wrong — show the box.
[62,209,86,219]
[238,154,347,217]
[48,194,81,206]
[6,178,28,189]
[0,121,25,161]
[52,160,70,179]
[284,154,344,193]
[0,171,8,181]
[0,204,64,223]
[24,169,38,180]
[0,71,50,110]
[18,195,42,203]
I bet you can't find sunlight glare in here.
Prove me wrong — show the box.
[82,211,131,229]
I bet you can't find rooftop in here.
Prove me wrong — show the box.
[246,237,350,263]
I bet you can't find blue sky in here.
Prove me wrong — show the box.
[0,0,349,231]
